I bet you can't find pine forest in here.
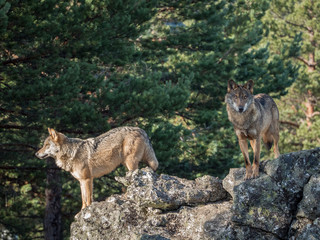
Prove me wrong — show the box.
[0,0,319,239]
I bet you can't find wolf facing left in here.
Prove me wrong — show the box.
[35,127,158,213]
[225,79,280,180]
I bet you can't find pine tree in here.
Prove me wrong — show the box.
[0,0,298,238]
[262,0,320,153]
[0,0,188,238]
[139,0,297,177]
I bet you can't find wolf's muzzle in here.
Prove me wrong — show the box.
[35,152,48,159]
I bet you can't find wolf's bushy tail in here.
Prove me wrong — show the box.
[139,129,158,171]
[143,142,159,171]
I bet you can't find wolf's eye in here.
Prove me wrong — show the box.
[244,96,247,99]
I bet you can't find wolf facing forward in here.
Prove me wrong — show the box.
[36,127,158,211]
[225,80,280,180]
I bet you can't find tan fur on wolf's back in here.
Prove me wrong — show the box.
[225,80,280,180]
[35,127,158,212]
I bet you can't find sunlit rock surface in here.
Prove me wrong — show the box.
[71,148,320,240]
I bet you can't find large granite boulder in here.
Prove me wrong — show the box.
[115,167,227,210]
[71,168,228,240]
[71,148,320,240]
[224,170,291,238]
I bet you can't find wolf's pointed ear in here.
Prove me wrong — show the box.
[244,80,254,94]
[48,128,59,142]
[227,79,238,93]
[48,128,53,137]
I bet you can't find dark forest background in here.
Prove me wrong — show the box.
[1,0,319,239]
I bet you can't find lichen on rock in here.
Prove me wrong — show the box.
[116,167,227,210]
[70,148,320,240]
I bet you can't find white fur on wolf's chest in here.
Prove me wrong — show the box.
[55,158,73,172]
[55,159,64,168]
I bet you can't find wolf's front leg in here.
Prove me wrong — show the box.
[250,137,261,179]
[238,138,252,180]
[79,178,93,209]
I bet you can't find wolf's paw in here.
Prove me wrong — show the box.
[244,169,253,180]
[244,174,251,180]
[251,167,259,179]
[251,171,259,179]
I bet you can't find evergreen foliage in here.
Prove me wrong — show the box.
[1,0,299,238]
[140,0,297,176]
[262,0,320,155]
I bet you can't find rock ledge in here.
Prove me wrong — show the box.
[71,148,320,240]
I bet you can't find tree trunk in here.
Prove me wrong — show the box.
[307,52,316,72]
[44,158,62,240]
[304,28,317,125]
[304,90,320,127]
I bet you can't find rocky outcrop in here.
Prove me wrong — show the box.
[70,148,320,240]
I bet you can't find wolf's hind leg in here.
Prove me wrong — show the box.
[272,132,280,158]
[266,121,280,158]
[124,157,139,171]
[124,151,143,171]
[123,137,145,171]
[271,106,280,158]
